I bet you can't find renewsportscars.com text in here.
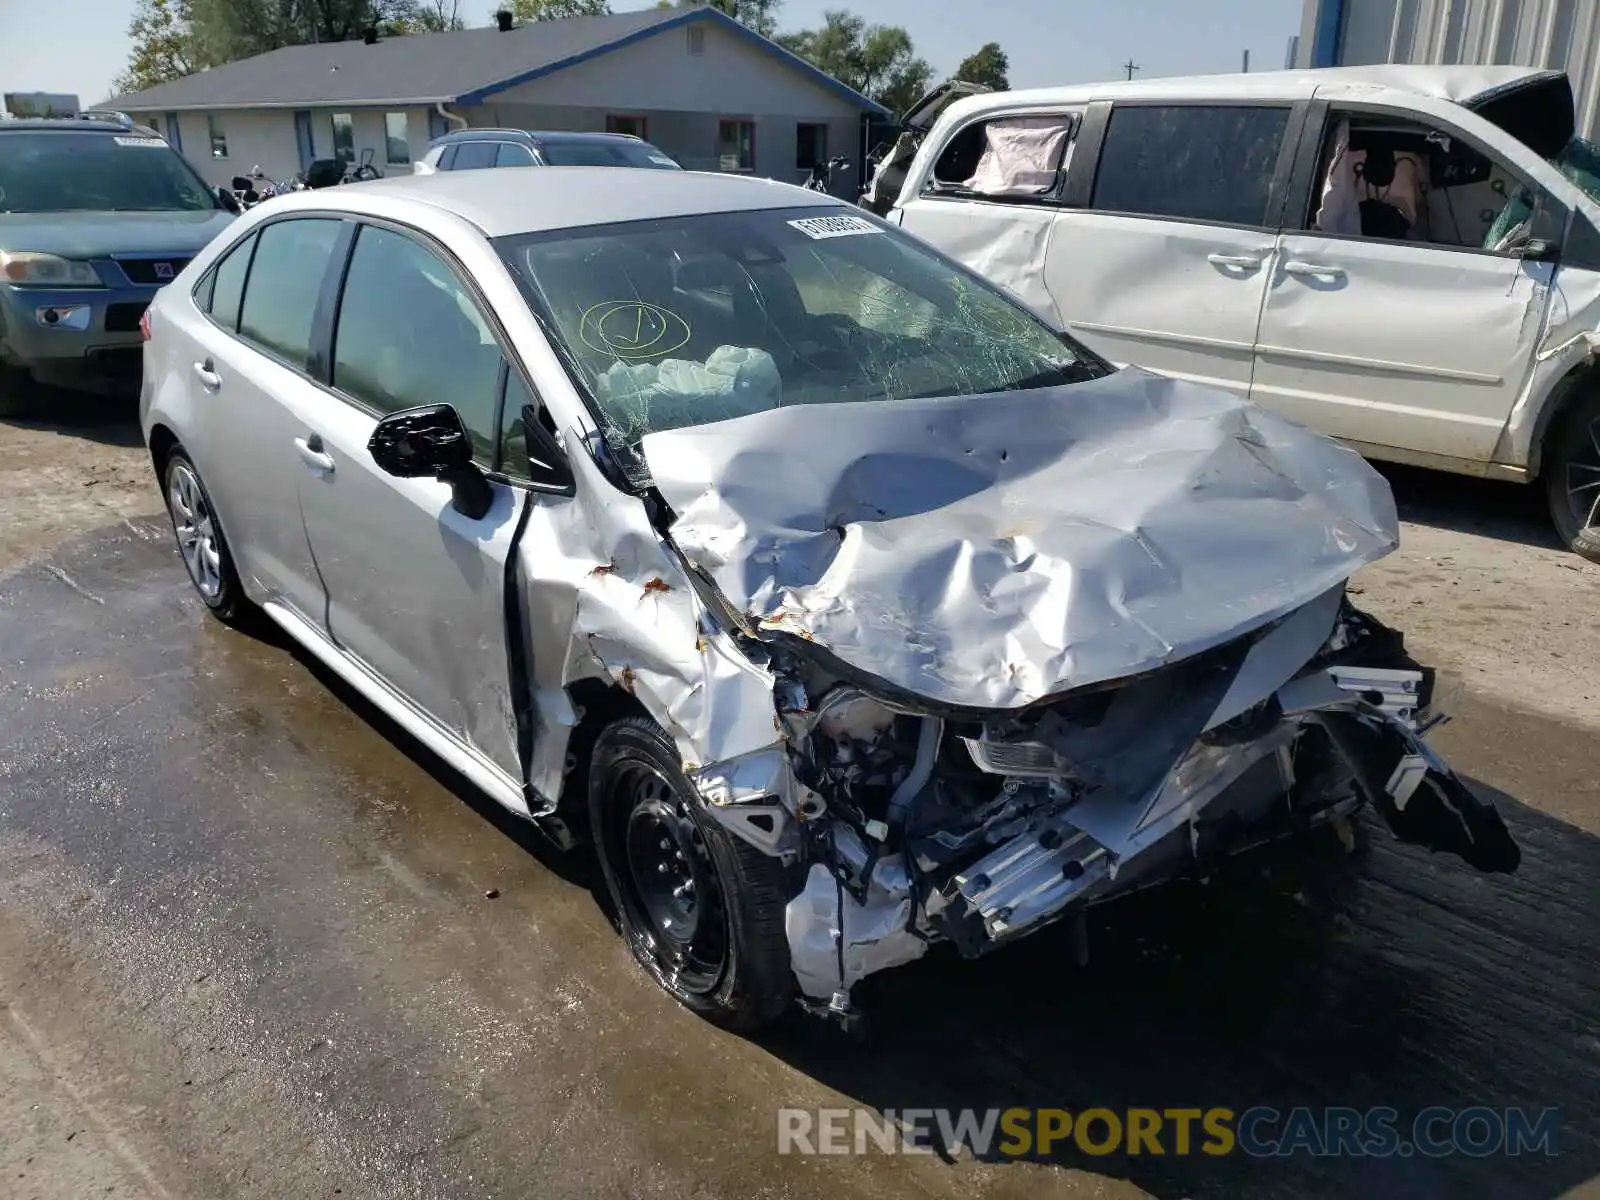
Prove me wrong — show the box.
[776,1106,1561,1159]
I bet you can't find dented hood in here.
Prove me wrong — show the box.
[641,370,1399,711]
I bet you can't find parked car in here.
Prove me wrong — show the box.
[139,169,1518,1030]
[878,66,1600,562]
[0,112,235,407]
[413,127,682,176]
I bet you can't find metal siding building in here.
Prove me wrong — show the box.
[1295,0,1600,136]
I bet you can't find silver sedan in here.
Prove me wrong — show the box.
[140,168,1519,1030]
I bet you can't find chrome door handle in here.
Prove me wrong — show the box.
[294,435,335,474]
[1283,260,1346,278]
[192,358,221,390]
[1207,253,1265,269]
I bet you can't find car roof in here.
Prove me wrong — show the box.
[268,167,840,237]
[433,128,645,146]
[942,65,1563,121]
[0,117,162,135]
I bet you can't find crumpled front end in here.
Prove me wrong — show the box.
[770,591,1519,1005]
[604,372,1521,1012]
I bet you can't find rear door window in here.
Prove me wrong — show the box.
[237,218,342,367]
[1090,104,1291,227]
[204,233,256,332]
[450,141,498,170]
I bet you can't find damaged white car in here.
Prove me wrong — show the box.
[140,169,1520,1031]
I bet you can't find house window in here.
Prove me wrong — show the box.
[606,114,648,140]
[797,122,827,171]
[687,24,706,55]
[384,111,410,165]
[332,112,355,162]
[718,119,754,173]
[207,113,227,158]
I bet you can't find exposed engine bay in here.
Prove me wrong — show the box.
[765,590,1518,1008]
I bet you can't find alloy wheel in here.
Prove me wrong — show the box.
[167,461,222,600]
[1565,411,1600,532]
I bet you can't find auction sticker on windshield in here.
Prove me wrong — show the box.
[114,136,167,147]
[788,214,882,240]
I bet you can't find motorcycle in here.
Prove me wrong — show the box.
[802,155,851,193]
[294,158,347,190]
[345,147,383,183]
[228,165,292,210]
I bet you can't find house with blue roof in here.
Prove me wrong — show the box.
[103,5,888,195]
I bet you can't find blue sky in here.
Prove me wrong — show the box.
[1,0,1304,106]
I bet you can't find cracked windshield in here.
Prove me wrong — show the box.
[497,206,1099,441]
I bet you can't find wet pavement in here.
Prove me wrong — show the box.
[0,517,1596,1199]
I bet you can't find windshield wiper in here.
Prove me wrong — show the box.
[996,361,1103,392]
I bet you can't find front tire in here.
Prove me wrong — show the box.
[588,717,794,1030]
[162,450,256,626]
[1543,392,1600,564]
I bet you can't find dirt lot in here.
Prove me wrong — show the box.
[1,398,1597,1200]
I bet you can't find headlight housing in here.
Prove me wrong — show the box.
[0,252,105,288]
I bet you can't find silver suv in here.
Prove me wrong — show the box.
[413,128,681,175]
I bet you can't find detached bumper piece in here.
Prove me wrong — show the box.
[1314,709,1520,874]
[924,661,1519,962]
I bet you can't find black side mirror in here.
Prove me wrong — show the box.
[216,185,242,213]
[368,404,494,519]
[519,404,576,493]
[230,175,252,191]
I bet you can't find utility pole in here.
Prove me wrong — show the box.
[1242,48,1251,72]
[1122,58,1141,80]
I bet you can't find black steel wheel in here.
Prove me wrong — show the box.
[1544,392,1600,564]
[588,716,794,1029]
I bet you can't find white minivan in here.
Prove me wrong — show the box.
[877,66,1600,560]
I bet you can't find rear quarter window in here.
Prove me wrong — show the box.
[1090,104,1290,227]
[203,233,256,332]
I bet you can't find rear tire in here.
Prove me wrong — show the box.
[588,717,794,1030]
[1543,392,1600,564]
[162,450,257,627]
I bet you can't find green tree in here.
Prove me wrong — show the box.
[112,0,201,95]
[778,9,931,116]
[652,0,779,34]
[187,0,422,60]
[404,0,465,31]
[954,41,1009,90]
[707,0,780,37]
[502,0,610,21]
